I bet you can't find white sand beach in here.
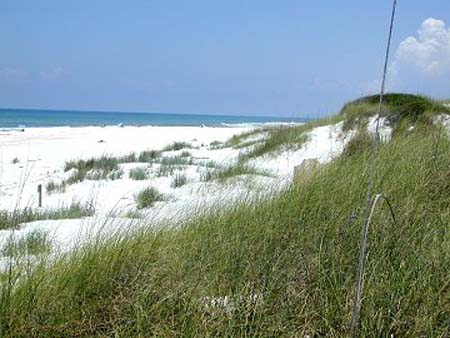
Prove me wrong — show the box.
[0,125,249,208]
[0,122,355,260]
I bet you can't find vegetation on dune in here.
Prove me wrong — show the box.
[1,94,450,336]
[226,128,270,149]
[64,156,119,178]
[0,202,95,230]
[59,145,192,187]
[157,155,193,177]
[137,150,161,162]
[46,180,67,194]
[129,167,149,181]
[171,173,187,188]
[135,187,165,209]
[209,140,224,149]
[1,121,449,336]
[1,230,51,257]
[203,163,273,182]
[340,93,450,132]
[163,141,192,151]
[236,115,341,160]
[62,150,161,185]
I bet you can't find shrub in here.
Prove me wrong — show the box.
[11,157,19,164]
[138,150,161,162]
[129,167,149,180]
[135,187,164,209]
[46,181,66,194]
[163,141,191,151]
[209,140,224,149]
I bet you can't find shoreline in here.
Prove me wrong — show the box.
[0,121,303,131]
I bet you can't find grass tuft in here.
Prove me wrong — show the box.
[163,141,192,151]
[203,163,272,182]
[171,173,187,188]
[46,181,66,194]
[129,167,149,181]
[135,187,164,209]
[0,202,95,230]
[1,230,51,257]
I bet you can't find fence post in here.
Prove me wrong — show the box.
[37,184,42,208]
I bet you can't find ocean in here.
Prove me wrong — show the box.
[0,108,306,128]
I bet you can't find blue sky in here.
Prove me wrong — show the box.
[1,1,449,118]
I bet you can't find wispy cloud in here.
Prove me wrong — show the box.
[0,67,28,80]
[39,67,64,81]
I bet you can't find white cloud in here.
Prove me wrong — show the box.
[366,17,450,98]
[393,17,450,76]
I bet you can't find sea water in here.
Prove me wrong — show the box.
[0,108,306,128]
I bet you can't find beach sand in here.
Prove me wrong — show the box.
[0,121,355,259]
[0,125,250,210]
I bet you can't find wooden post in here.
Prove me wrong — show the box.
[37,184,42,208]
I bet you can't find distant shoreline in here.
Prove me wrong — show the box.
[0,108,307,129]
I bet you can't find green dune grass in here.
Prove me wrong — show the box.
[1,94,450,337]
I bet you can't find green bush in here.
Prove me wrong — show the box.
[135,187,164,209]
